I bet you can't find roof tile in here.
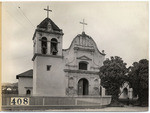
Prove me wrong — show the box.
[37,18,61,31]
[16,69,33,79]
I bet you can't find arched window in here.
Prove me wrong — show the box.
[51,38,58,55]
[122,88,128,98]
[79,61,88,70]
[26,89,31,95]
[41,37,47,54]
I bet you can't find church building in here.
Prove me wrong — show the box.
[16,7,133,99]
[17,16,106,96]
[16,6,107,96]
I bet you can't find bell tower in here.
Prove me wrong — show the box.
[32,17,63,56]
[32,6,65,96]
[32,6,63,57]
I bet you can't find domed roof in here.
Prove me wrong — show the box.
[37,18,62,32]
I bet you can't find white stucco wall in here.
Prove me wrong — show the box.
[18,77,33,95]
[33,56,66,96]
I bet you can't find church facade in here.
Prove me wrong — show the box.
[17,17,106,97]
[32,17,106,96]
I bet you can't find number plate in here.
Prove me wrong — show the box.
[11,97,29,105]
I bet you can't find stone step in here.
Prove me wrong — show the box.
[2,105,105,111]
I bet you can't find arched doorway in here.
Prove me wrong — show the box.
[122,88,128,98]
[78,78,89,95]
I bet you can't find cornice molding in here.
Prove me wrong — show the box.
[32,29,64,40]
[77,55,92,61]
[36,29,64,35]
[64,69,99,75]
[74,47,95,52]
[32,53,63,61]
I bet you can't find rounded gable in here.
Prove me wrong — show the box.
[64,32,105,56]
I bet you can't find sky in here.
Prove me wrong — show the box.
[2,1,149,83]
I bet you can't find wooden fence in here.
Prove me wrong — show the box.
[2,94,111,110]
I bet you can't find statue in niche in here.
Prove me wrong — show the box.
[69,77,74,87]
[47,22,52,31]
[66,87,76,95]
[93,87,99,95]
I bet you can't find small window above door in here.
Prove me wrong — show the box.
[79,61,88,70]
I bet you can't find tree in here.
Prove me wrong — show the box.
[128,59,148,106]
[99,56,128,105]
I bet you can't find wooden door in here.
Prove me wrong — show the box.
[78,80,83,95]
[78,78,88,95]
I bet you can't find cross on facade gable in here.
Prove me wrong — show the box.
[80,19,87,32]
[44,6,52,18]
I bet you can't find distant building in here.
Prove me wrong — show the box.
[119,82,134,99]
[16,69,32,95]
[2,83,18,94]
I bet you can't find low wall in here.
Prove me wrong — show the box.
[2,95,111,106]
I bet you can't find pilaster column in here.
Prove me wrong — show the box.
[128,88,133,99]
[47,41,50,54]
[74,49,78,68]
[102,87,105,96]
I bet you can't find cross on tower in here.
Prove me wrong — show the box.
[80,19,87,32]
[44,6,52,18]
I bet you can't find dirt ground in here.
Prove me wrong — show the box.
[46,106,148,112]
